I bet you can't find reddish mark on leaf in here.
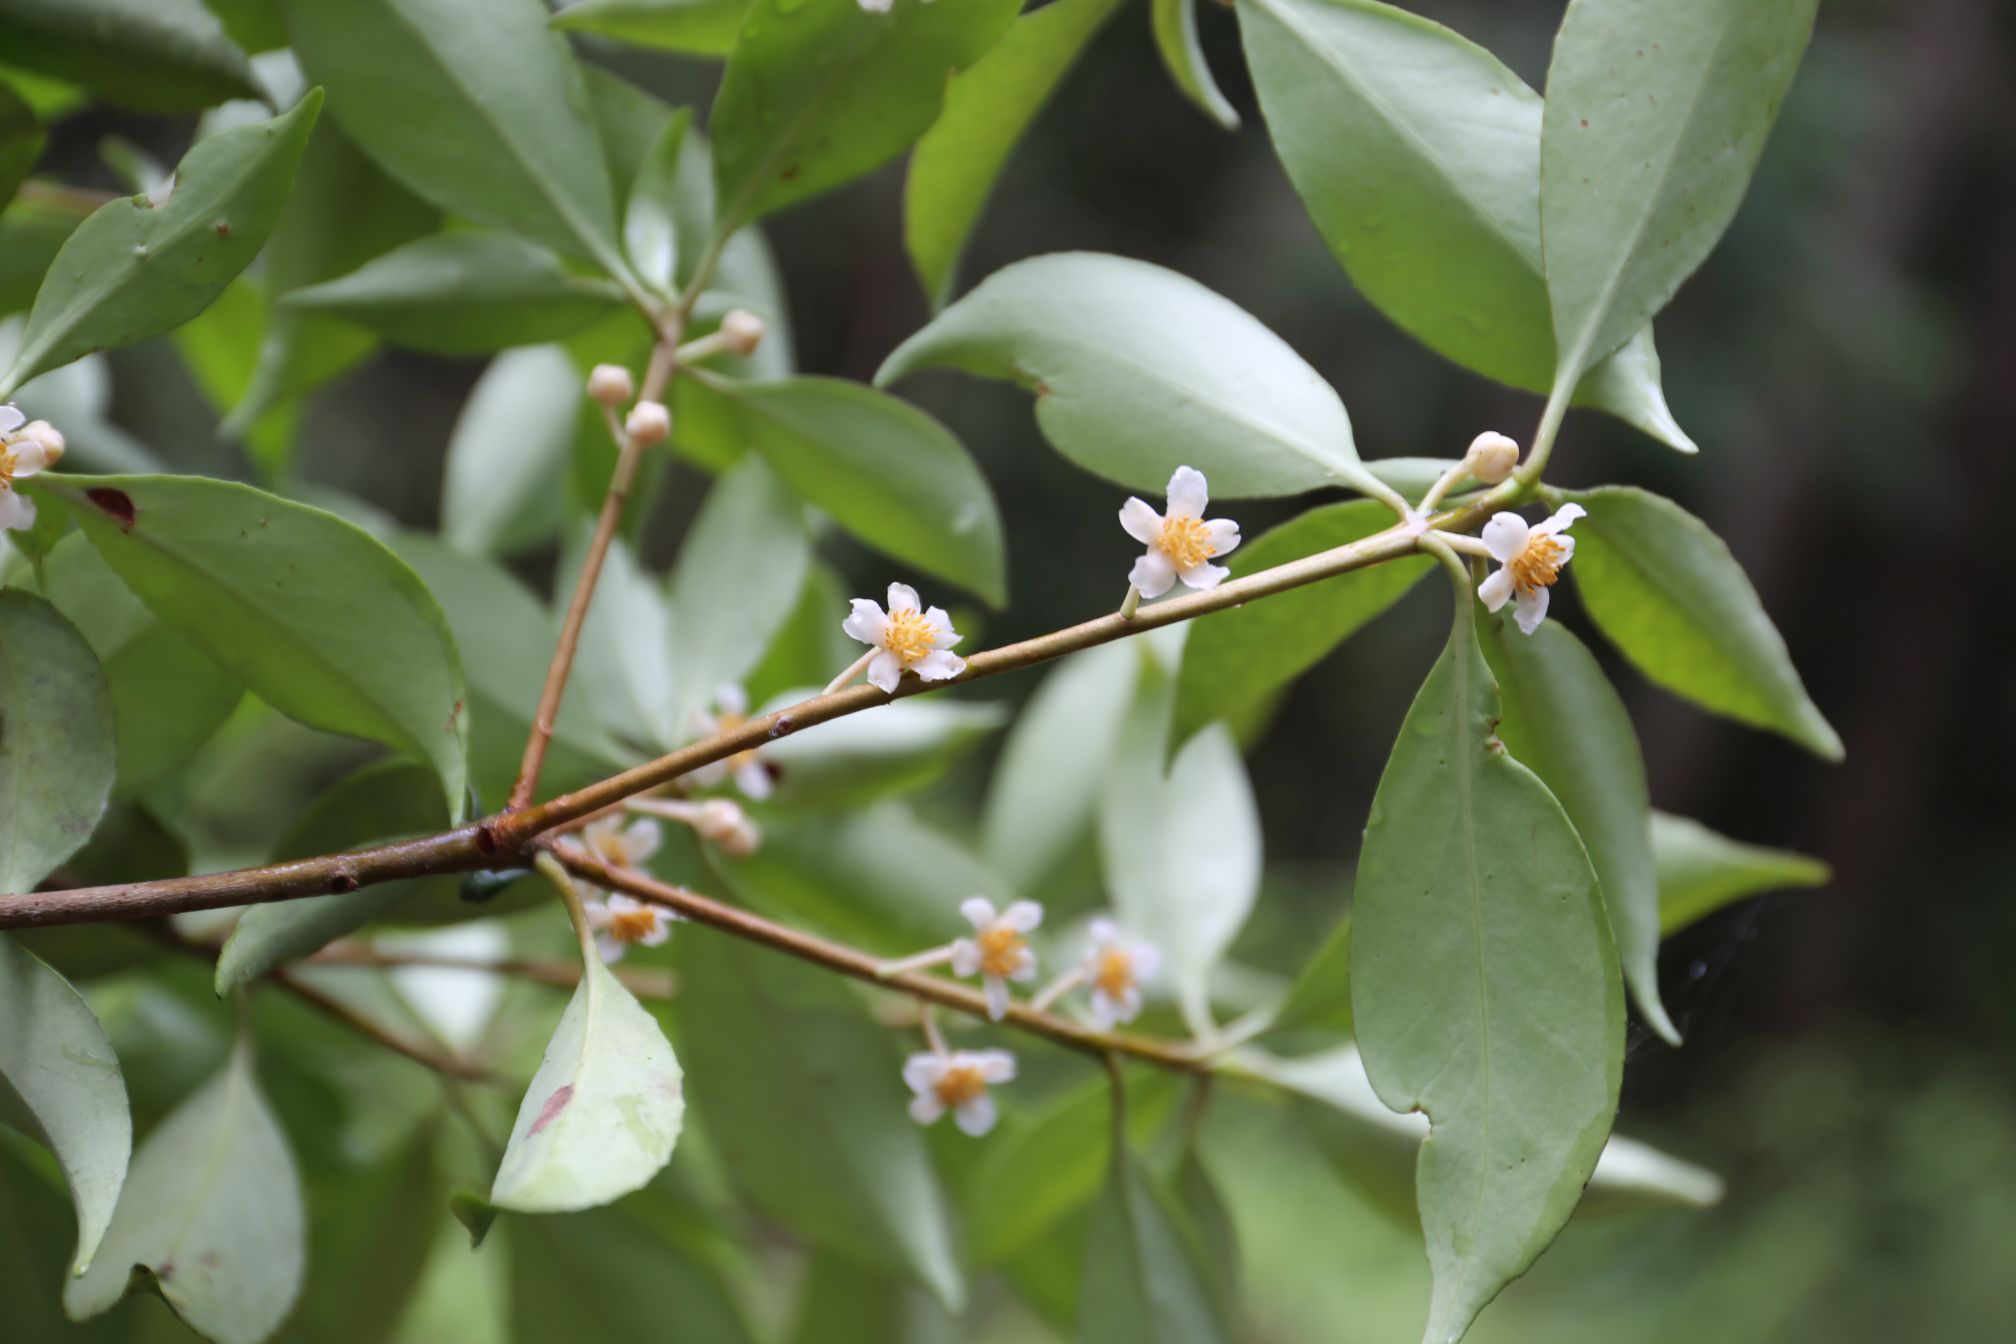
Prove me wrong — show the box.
[1579,118,1590,129]
[214,220,232,239]
[155,1259,175,1280]
[85,487,136,529]
[528,1084,575,1137]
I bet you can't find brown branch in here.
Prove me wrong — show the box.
[273,969,495,1083]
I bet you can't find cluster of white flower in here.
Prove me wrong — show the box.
[564,816,679,964]
[0,405,63,533]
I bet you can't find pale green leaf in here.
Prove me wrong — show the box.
[0,935,130,1275]
[1235,0,1693,451]
[491,953,684,1213]
[1651,810,1829,936]
[878,252,1390,501]
[66,1036,305,1344]
[752,690,1005,807]
[563,531,679,753]
[1480,613,1674,1044]
[47,474,470,816]
[788,1255,952,1344]
[1541,0,1818,383]
[623,107,696,294]
[905,0,1121,307]
[552,0,752,58]
[0,94,321,398]
[0,590,114,894]
[1349,592,1622,1344]
[1268,914,1350,1037]
[1077,1145,1230,1344]
[1152,0,1237,130]
[1560,485,1842,760]
[440,345,579,557]
[0,0,261,114]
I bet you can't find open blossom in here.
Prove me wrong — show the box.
[1478,503,1585,635]
[1082,919,1161,1029]
[903,1049,1015,1136]
[579,815,661,876]
[951,897,1042,1021]
[1,405,63,533]
[1119,465,1240,598]
[688,683,775,801]
[586,893,674,963]
[842,582,965,693]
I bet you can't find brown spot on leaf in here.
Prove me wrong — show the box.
[528,1084,575,1137]
[214,221,231,239]
[85,488,136,529]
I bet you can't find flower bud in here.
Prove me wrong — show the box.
[1465,431,1520,485]
[695,799,761,857]
[587,363,635,407]
[625,400,671,447]
[720,309,766,357]
[21,420,65,466]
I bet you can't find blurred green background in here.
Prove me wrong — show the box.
[12,0,2015,1338]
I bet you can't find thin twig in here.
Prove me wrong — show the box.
[305,944,676,999]
[273,969,495,1083]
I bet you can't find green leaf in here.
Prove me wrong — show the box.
[33,533,242,797]
[675,931,963,1306]
[66,1035,305,1344]
[623,108,696,294]
[1173,499,1431,744]
[709,0,1020,230]
[282,231,627,355]
[705,374,1007,605]
[904,0,1121,308]
[1152,0,1238,130]
[1651,810,1828,936]
[1480,613,1674,1045]
[440,345,579,557]
[787,1254,951,1344]
[0,590,114,894]
[1234,0,1694,452]
[0,0,261,114]
[563,531,679,753]
[47,473,470,816]
[491,951,684,1213]
[1268,914,1350,1037]
[552,0,752,58]
[0,195,85,322]
[0,80,45,214]
[276,0,632,279]
[878,252,1389,501]
[0,94,322,399]
[0,935,130,1275]
[1559,485,1841,760]
[1541,0,1818,383]
[1077,1144,1231,1344]
[753,691,1005,807]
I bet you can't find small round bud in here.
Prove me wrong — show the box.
[21,420,65,466]
[1465,431,1520,485]
[720,309,766,357]
[695,799,761,857]
[625,400,671,447]
[587,363,635,407]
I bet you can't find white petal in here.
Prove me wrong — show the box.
[1129,943,1162,980]
[902,1053,944,1094]
[0,405,24,434]
[950,939,982,977]
[640,917,673,947]
[886,582,921,613]
[734,760,774,801]
[622,819,662,863]
[865,651,904,693]
[960,896,998,929]
[1478,568,1515,612]
[1129,550,1177,599]
[1535,502,1585,537]
[1481,512,1530,562]
[690,759,728,787]
[908,1094,945,1125]
[1002,900,1044,932]
[1088,917,1118,945]
[715,683,749,716]
[1166,465,1208,518]
[1203,518,1240,557]
[1178,560,1230,591]
[1088,991,1118,1030]
[953,1094,998,1137]
[0,490,33,532]
[7,440,48,475]
[842,599,889,646]
[922,608,961,649]
[1514,585,1550,634]
[1007,950,1039,983]
[1553,534,1576,563]
[911,650,964,682]
[983,976,1010,1021]
[974,1049,1017,1083]
[584,900,615,930]
[1119,497,1164,545]
[1114,986,1142,1023]
[596,934,625,964]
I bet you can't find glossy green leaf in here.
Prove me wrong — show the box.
[1173,499,1431,744]
[0,94,322,399]
[1541,0,1818,383]
[1077,1145,1230,1344]
[0,590,114,894]
[753,691,1005,807]
[440,345,579,557]
[491,952,684,1212]
[0,81,44,214]
[552,0,752,57]
[676,932,963,1306]
[1652,810,1829,936]
[905,0,1121,308]
[0,0,261,114]
[0,196,86,322]
[704,374,1006,605]
[282,231,626,355]
[564,531,679,753]
[623,108,696,294]
[0,935,130,1276]
[1268,914,1350,1037]
[1349,588,1622,1344]
[878,252,1390,501]
[66,1035,305,1344]
[34,533,242,797]
[47,473,469,816]
[1560,485,1842,760]
[709,0,1020,229]
[1152,0,1237,130]
[1235,0,1693,452]
[276,0,632,278]
[1481,613,1674,1044]
[788,1254,952,1344]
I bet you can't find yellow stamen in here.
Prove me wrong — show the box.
[608,906,659,944]
[977,924,1026,978]
[1507,534,1567,596]
[1157,515,1216,571]
[591,833,632,869]
[933,1064,987,1109]
[716,710,762,773]
[0,447,18,489]
[1094,947,1136,1000]
[882,607,939,666]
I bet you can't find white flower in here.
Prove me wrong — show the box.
[687,683,775,801]
[586,892,675,963]
[1,405,62,534]
[1082,918,1161,1030]
[902,1049,1015,1136]
[842,582,966,694]
[580,815,661,874]
[1478,503,1585,635]
[950,896,1041,1021]
[1119,465,1240,599]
